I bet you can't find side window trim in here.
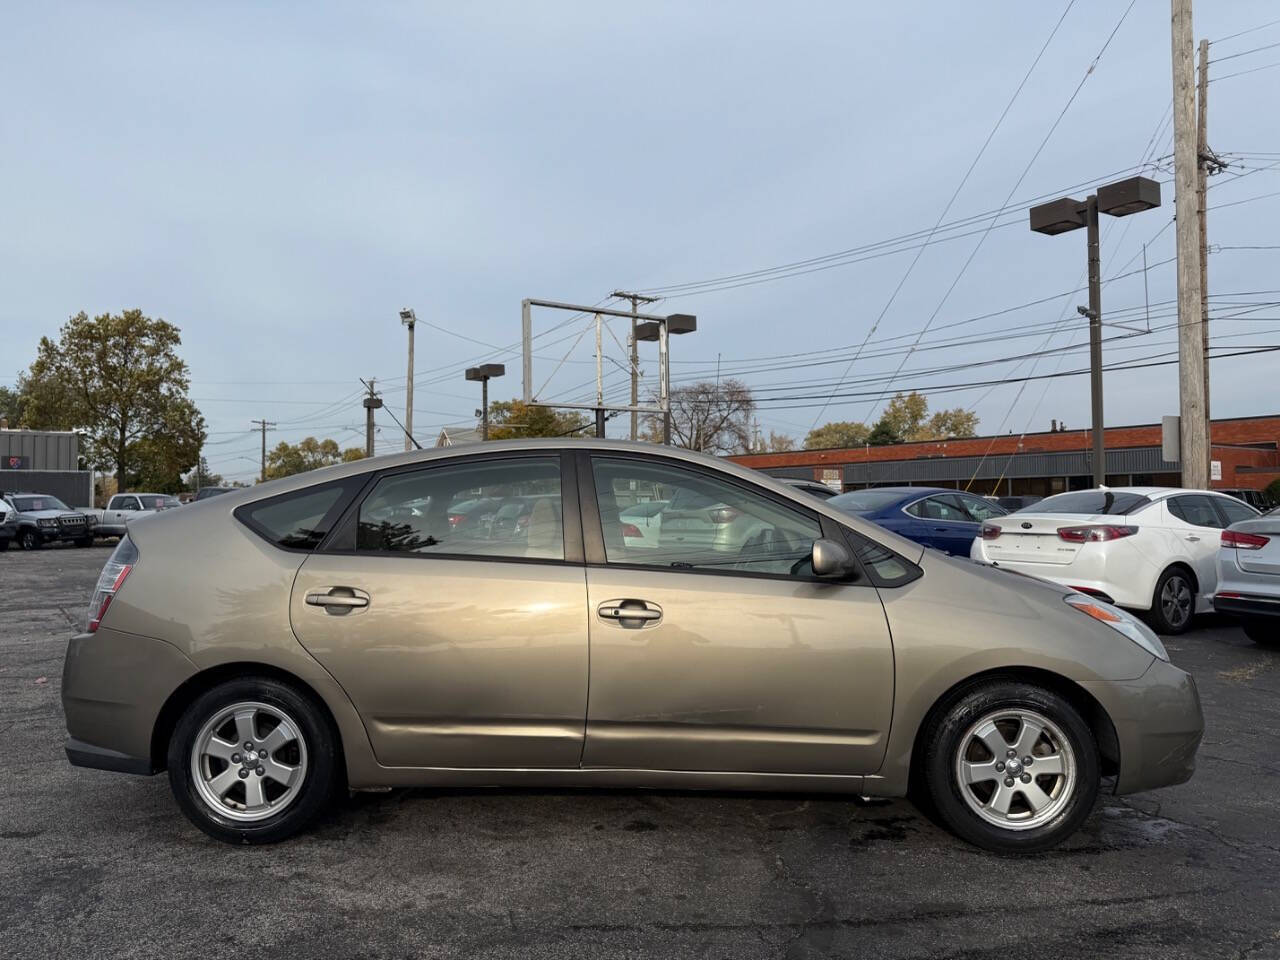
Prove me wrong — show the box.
[576,450,825,579]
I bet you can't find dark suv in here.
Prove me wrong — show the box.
[3,492,97,549]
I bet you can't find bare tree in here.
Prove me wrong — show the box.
[643,378,755,454]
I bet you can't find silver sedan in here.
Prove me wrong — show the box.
[1214,506,1280,647]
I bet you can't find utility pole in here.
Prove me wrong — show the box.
[613,291,659,440]
[1196,38,1224,483]
[399,308,417,451]
[361,378,383,458]
[594,313,606,438]
[1172,0,1207,489]
[250,419,275,483]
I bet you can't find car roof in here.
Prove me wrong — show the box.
[1043,486,1229,501]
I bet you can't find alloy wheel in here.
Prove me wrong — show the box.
[1161,575,1193,630]
[189,700,308,822]
[953,708,1076,831]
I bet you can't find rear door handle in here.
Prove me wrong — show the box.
[1185,535,1201,542]
[598,600,662,628]
[305,588,370,612]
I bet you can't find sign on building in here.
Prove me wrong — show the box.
[1211,460,1222,481]
[821,468,842,492]
[2,455,29,469]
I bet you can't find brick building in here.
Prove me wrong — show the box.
[729,414,1280,497]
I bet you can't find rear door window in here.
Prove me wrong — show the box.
[1167,495,1225,529]
[1215,496,1259,526]
[355,456,564,560]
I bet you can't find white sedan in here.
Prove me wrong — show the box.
[971,487,1259,634]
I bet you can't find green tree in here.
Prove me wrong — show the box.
[17,309,206,490]
[0,385,24,426]
[264,437,365,479]
[867,420,902,446]
[804,421,871,450]
[183,457,226,492]
[872,391,980,443]
[486,399,591,440]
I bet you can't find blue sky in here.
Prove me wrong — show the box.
[3,1,1279,482]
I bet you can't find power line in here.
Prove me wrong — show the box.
[1209,40,1280,64]
[1211,18,1280,44]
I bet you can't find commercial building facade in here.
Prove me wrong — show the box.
[0,429,94,507]
[730,414,1280,498]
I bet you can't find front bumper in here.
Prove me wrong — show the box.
[62,626,199,776]
[1081,657,1203,795]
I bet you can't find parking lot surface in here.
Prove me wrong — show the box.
[2,546,1278,959]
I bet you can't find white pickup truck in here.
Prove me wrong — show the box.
[91,492,183,538]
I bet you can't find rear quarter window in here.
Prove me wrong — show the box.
[235,479,362,551]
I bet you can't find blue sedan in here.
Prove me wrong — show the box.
[827,486,1009,556]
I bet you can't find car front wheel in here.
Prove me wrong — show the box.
[1147,567,1195,635]
[167,678,340,844]
[19,529,41,550]
[920,680,1099,853]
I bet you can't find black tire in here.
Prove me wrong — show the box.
[1145,566,1196,635]
[1243,618,1279,648]
[19,529,41,551]
[0,538,8,551]
[167,677,340,844]
[75,537,93,548]
[918,679,1100,854]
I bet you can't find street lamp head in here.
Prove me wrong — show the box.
[1097,175,1161,217]
[634,321,660,342]
[1029,197,1086,235]
[666,313,697,335]
[399,307,416,324]
[465,363,505,382]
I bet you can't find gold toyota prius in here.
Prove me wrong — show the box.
[62,441,1203,852]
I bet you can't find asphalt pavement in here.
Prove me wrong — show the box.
[1,546,1278,959]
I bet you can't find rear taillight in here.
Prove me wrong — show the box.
[1057,524,1138,543]
[620,522,642,538]
[86,536,138,633]
[709,507,741,524]
[981,523,1002,540]
[1223,529,1270,550]
[448,513,464,528]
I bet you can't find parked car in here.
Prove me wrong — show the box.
[781,478,839,500]
[62,441,1203,852]
[971,487,1259,635]
[92,492,183,538]
[1217,488,1275,512]
[618,499,667,549]
[0,497,17,550]
[1213,506,1280,647]
[827,486,1008,556]
[193,486,234,501]
[3,492,97,549]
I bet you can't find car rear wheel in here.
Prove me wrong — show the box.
[1242,618,1279,648]
[1146,567,1195,635]
[920,680,1099,853]
[19,529,40,550]
[167,678,340,844]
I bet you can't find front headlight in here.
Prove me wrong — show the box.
[38,517,57,527]
[1065,593,1169,661]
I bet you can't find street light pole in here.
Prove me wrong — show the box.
[465,364,505,441]
[1030,175,1161,488]
[399,308,417,451]
[1085,194,1105,488]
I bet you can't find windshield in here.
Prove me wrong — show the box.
[13,495,70,511]
[829,490,911,513]
[1029,490,1152,516]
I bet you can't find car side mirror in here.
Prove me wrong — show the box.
[812,538,857,580]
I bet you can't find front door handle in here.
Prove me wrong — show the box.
[305,588,370,613]
[598,600,662,628]
[1185,535,1201,542]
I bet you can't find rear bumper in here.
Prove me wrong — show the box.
[1081,658,1203,795]
[62,627,199,776]
[65,737,153,775]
